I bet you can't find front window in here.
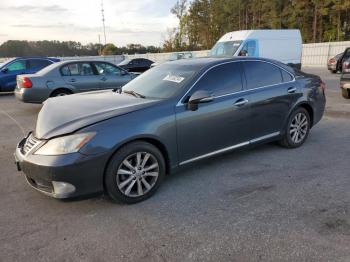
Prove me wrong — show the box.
[122,64,196,99]
[94,62,121,75]
[5,60,26,72]
[210,41,242,57]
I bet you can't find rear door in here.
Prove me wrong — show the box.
[27,59,52,74]
[61,62,100,92]
[242,60,300,140]
[1,59,27,91]
[93,62,132,89]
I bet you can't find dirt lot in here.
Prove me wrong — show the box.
[0,68,349,262]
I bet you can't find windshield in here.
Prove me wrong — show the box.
[118,59,131,66]
[210,41,242,57]
[122,64,196,99]
[0,58,16,68]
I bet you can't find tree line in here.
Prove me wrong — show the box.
[0,40,161,57]
[164,0,350,52]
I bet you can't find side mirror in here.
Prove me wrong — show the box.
[121,70,128,76]
[187,90,214,111]
[1,68,8,73]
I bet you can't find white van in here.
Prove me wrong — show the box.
[210,30,302,69]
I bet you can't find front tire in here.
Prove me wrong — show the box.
[342,89,350,99]
[279,108,311,148]
[104,141,165,204]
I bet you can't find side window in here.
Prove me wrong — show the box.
[6,60,26,72]
[243,61,283,90]
[281,70,293,82]
[240,41,256,56]
[60,63,94,76]
[28,59,51,70]
[191,62,243,96]
[94,63,121,75]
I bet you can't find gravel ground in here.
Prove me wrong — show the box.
[0,68,349,262]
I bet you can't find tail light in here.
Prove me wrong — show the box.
[22,77,32,88]
[343,62,350,73]
[320,80,326,93]
[329,58,336,64]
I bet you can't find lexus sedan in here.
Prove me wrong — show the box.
[15,60,136,103]
[14,57,326,204]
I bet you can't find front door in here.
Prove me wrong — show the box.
[175,62,252,164]
[93,62,132,89]
[1,59,27,91]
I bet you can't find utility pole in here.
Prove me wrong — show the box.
[101,0,107,45]
[98,34,102,55]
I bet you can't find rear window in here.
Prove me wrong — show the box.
[281,70,294,82]
[243,61,283,89]
[61,63,94,76]
[28,59,51,70]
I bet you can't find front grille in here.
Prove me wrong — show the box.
[21,134,41,155]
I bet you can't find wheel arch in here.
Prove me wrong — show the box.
[297,102,314,127]
[50,88,73,97]
[102,136,171,190]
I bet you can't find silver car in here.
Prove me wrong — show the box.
[15,60,136,103]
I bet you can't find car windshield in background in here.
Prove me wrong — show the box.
[0,58,16,68]
[210,41,242,57]
[118,59,131,66]
[122,64,196,99]
[335,53,343,59]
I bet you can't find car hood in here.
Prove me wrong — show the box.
[35,90,158,139]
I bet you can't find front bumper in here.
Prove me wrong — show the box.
[14,136,108,199]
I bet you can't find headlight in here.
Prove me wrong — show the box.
[34,132,96,156]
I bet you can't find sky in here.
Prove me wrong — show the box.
[0,0,179,47]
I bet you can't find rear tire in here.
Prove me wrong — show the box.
[279,108,310,148]
[342,89,350,99]
[331,70,337,74]
[104,141,166,204]
[51,89,72,97]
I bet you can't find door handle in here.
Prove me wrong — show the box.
[234,98,249,107]
[287,87,297,94]
[100,77,107,81]
[69,78,76,83]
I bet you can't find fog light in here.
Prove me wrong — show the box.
[52,181,75,197]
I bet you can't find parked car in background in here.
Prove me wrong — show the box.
[118,58,154,73]
[327,53,343,73]
[15,60,136,103]
[151,52,195,67]
[210,30,302,69]
[340,59,350,99]
[14,57,325,203]
[328,48,350,73]
[0,57,60,92]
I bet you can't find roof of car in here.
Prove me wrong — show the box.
[164,56,293,72]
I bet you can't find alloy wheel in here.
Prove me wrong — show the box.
[289,112,309,144]
[116,152,159,197]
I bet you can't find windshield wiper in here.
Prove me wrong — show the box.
[123,90,146,99]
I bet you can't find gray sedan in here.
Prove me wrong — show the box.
[15,60,136,103]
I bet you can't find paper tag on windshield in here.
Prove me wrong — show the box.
[163,74,184,83]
